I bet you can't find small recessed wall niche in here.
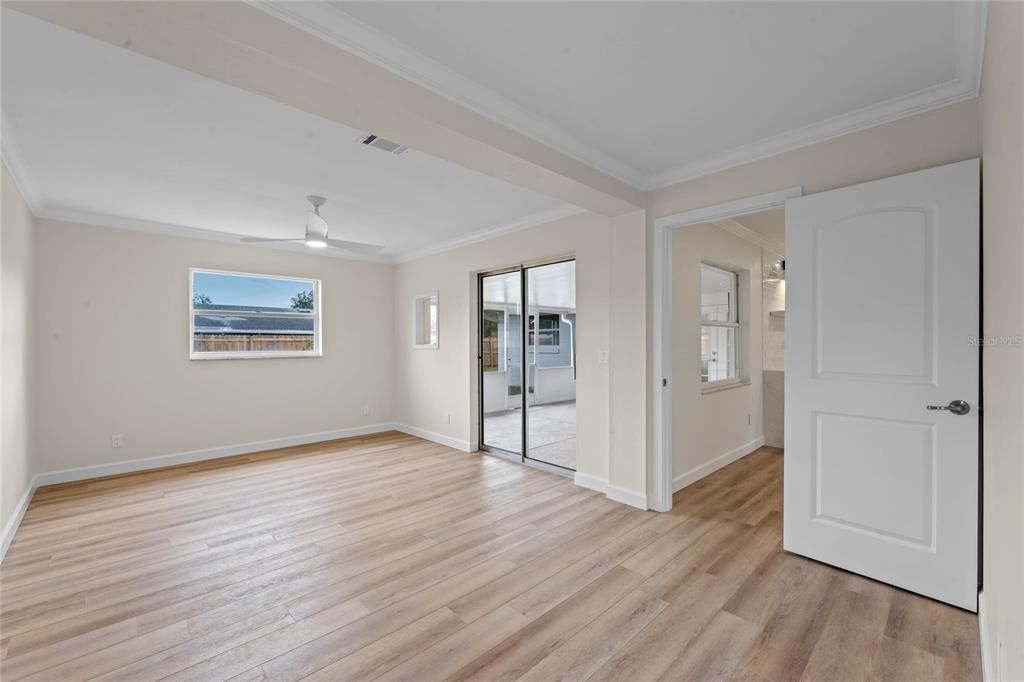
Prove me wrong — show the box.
[413,292,439,349]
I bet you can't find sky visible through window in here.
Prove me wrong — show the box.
[192,272,314,309]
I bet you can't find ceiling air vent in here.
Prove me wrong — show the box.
[360,134,408,155]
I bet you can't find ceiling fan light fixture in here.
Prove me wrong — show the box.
[240,196,382,253]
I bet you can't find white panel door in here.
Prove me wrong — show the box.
[784,159,979,611]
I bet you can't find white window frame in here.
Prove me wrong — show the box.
[413,291,440,350]
[189,268,323,360]
[699,261,747,392]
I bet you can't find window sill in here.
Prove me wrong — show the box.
[191,351,322,361]
[701,378,751,395]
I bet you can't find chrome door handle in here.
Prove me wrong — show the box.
[927,400,970,415]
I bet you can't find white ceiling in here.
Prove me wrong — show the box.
[0,9,574,260]
[274,1,985,189]
[2,3,986,261]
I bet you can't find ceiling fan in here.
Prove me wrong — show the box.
[240,196,385,253]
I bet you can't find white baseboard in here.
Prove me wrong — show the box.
[1,479,38,562]
[392,424,473,453]
[34,423,398,487]
[979,590,993,681]
[574,472,607,494]
[572,473,648,510]
[607,484,648,510]
[2,422,475,563]
[672,436,766,493]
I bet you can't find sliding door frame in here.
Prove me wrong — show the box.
[478,265,526,463]
[478,256,577,475]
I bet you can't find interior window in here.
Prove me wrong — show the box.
[413,292,440,349]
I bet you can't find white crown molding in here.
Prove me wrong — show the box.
[392,204,585,264]
[253,1,986,193]
[647,81,981,191]
[654,186,802,230]
[1,115,42,214]
[9,90,582,266]
[35,206,393,263]
[6,1,988,258]
[248,1,649,189]
[33,202,585,265]
[624,1,987,190]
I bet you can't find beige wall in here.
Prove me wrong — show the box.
[980,2,1024,679]
[32,219,395,474]
[648,99,981,219]
[392,211,613,485]
[647,96,982,502]
[1,163,35,533]
[672,223,764,485]
[391,207,648,506]
[607,209,648,501]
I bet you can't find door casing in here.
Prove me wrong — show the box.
[651,187,803,511]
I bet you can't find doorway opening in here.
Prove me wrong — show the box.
[478,259,577,472]
[670,209,787,492]
[652,187,799,511]
[654,161,979,610]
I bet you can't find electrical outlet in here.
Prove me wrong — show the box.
[111,433,124,448]
[597,350,609,364]
[445,412,451,424]
[362,404,370,416]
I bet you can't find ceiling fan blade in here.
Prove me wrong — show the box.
[239,237,304,243]
[325,238,386,253]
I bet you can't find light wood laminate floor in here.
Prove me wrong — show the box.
[0,432,980,681]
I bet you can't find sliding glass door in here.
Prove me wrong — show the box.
[479,260,576,471]
[480,269,523,455]
[525,261,576,469]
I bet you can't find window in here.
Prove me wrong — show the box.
[700,264,740,384]
[413,292,439,349]
[190,269,321,359]
[529,313,561,352]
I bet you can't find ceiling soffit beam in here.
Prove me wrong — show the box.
[712,218,785,259]
[7,1,642,217]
